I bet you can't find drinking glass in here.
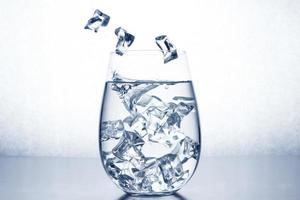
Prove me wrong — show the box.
[99,50,201,196]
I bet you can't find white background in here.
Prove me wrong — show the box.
[0,0,299,157]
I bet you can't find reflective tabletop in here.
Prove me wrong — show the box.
[0,156,299,200]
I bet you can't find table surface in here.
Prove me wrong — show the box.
[0,156,299,200]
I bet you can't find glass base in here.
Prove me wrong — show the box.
[126,190,178,197]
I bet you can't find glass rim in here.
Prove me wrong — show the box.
[109,49,187,56]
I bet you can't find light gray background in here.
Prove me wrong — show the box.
[0,0,299,157]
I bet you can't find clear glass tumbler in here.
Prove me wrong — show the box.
[99,50,201,196]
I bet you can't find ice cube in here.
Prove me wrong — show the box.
[84,9,110,32]
[136,94,154,107]
[173,136,200,163]
[124,114,148,137]
[176,102,194,117]
[145,101,187,133]
[101,151,115,162]
[125,130,145,146]
[146,106,167,120]
[146,112,169,138]
[158,154,183,186]
[137,95,164,108]
[148,128,166,143]
[148,127,185,150]
[155,35,178,63]
[167,102,178,111]
[144,101,171,132]
[112,131,145,161]
[140,163,163,192]
[112,82,160,114]
[139,176,156,192]
[105,158,122,179]
[111,83,132,96]
[111,73,135,96]
[122,84,159,114]
[165,129,185,148]
[100,120,124,141]
[118,174,136,191]
[113,144,144,164]
[115,27,135,56]
[129,156,146,170]
[123,116,135,126]
[136,95,168,114]
[168,170,190,190]
[134,159,168,192]
[182,136,200,160]
[167,112,182,128]
[147,109,180,133]
[146,101,194,131]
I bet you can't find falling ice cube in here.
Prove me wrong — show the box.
[84,9,110,32]
[155,35,178,63]
[158,154,183,186]
[115,27,135,56]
